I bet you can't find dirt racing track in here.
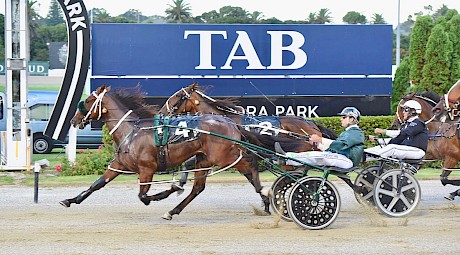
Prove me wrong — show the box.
[0,180,459,255]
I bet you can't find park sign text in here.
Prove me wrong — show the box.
[91,24,393,116]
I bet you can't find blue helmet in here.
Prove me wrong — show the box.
[338,107,361,123]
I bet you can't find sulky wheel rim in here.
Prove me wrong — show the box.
[287,176,341,230]
[353,165,381,205]
[270,171,305,221]
[373,169,421,217]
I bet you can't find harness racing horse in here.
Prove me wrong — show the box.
[60,85,300,218]
[160,83,338,152]
[431,79,460,198]
[395,91,460,197]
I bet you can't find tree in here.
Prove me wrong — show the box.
[93,9,113,23]
[447,14,460,85]
[45,0,64,26]
[165,0,192,23]
[119,9,144,23]
[392,57,411,113]
[342,11,367,24]
[371,13,386,24]
[316,8,332,24]
[419,25,452,93]
[432,4,450,21]
[307,12,316,24]
[408,15,433,86]
[249,11,264,24]
[27,0,42,39]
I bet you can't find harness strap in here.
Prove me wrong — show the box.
[108,165,136,174]
[138,151,243,185]
[109,110,133,135]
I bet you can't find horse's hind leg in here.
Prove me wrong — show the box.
[60,170,120,207]
[239,153,271,215]
[440,157,460,186]
[162,170,209,220]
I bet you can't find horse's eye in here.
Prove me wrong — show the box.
[433,108,441,113]
[85,99,89,103]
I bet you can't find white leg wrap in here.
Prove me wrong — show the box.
[261,186,273,197]
[162,212,172,220]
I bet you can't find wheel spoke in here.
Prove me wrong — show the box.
[385,196,400,211]
[378,188,395,197]
[400,182,416,193]
[399,194,412,208]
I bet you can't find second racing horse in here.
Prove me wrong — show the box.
[160,83,337,152]
[431,79,460,199]
[60,85,304,219]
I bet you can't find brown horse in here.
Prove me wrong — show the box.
[59,85,302,218]
[394,91,460,194]
[159,82,337,152]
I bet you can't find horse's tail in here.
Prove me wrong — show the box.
[317,123,338,140]
[239,127,308,153]
[303,119,338,140]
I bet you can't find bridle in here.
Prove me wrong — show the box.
[436,93,460,122]
[164,88,192,115]
[78,89,108,124]
[77,88,133,135]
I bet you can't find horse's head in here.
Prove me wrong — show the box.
[71,85,111,129]
[432,80,460,122]
[160,82,200,115]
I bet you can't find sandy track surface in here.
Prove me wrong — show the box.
[0,180,459,255]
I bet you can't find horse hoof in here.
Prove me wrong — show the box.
[59,200,71,207]
[444,194,455,201]
[440,178,449,186]
[260,187,273,197]
[171,184,184,192]
[162,212,172,220]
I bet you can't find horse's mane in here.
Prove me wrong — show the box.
[194,85,242,111]
[415,91,440,106]
[111,86,159,118]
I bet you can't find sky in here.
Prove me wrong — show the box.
[1,0,460,27]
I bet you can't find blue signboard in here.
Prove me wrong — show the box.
[91,24,393,115]
[92,24,392,76]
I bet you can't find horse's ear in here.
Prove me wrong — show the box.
[403,92,415,99]
[97,84,106,94]
[106,86,111,92]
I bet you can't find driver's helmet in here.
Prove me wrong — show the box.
[338,107,361,123]
[402,100,422,114]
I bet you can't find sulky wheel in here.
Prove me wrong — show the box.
[287,176,341,230]
[353,165,381,205]
[270,171,305,221]
[373,169,421,217]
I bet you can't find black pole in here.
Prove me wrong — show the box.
[34,164,40,203]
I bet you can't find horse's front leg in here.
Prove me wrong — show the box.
[60,169,120,207]
[137,170,185,205]
[162,170,208,220]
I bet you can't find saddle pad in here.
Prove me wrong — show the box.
[241,115,281,136]
[153,115,201,145]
